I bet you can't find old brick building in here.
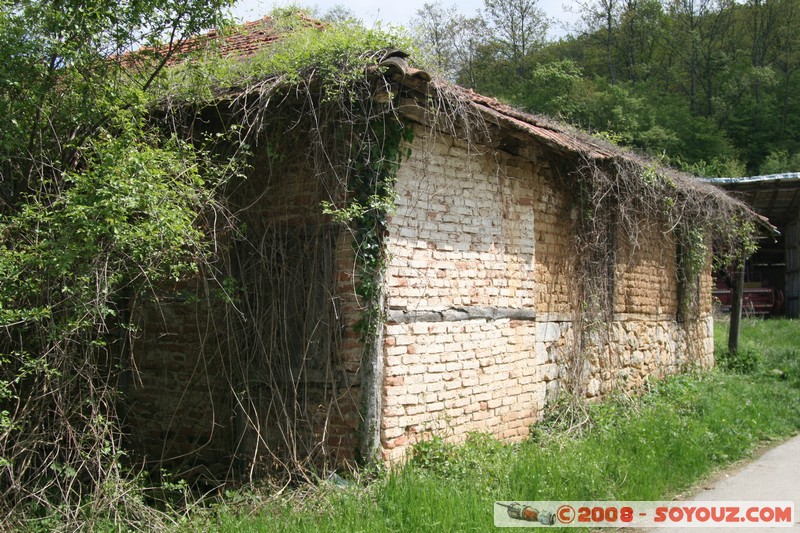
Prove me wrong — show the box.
[374,90,717,462]
[121,18,758,480]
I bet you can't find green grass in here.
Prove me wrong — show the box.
[184,318,800,532]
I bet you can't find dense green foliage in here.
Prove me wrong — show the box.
[0,0,238,527]
[412,0,800,175]
[186,318,800,532]
[156,12,414,104]
[0,3,417,527]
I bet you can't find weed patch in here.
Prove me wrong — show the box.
[715,347,761,373]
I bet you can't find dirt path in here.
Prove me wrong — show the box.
[636,433,800,532]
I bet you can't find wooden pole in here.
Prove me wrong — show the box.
[728,254,745,353]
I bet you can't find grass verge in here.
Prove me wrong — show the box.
[184,318,800,532]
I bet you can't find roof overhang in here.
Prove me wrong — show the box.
[705,173,800,229]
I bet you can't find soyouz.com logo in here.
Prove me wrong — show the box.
[494,501,795,528]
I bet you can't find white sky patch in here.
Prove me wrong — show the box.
[230,0,581,39]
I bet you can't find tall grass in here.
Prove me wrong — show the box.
[187,318,800,532]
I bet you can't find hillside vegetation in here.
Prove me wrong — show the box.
[411,0,800,176]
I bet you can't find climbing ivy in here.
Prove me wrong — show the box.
[324,117,414,340]
[159,9,418,342]
[562,155,761,396]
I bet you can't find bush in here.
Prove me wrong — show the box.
[716,348,761,374]
[410,432,509,481]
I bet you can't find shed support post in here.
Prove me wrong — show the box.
[728,254,745,354]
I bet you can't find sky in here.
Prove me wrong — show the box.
[230,0,581,39]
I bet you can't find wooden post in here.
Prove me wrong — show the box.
[728,254,745,353]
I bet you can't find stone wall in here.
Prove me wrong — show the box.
[380,124,714,462]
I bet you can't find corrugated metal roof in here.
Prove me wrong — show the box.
[705,173,800,228]
[705,173,800,185]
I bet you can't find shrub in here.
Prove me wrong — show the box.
[716,348,761,374]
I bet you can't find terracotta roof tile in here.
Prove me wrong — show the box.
[127,15,322,66]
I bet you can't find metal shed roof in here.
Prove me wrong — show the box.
[706,173,800,227]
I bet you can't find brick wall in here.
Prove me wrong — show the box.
[126,117,715,474]
[614,224,679,317]
[125,287,233,480]
[381,126,542,463]
[127,133,365,477]
[384,136,536,312]
[380,124,714,462]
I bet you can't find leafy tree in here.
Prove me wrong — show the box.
[516,60,587,118]
[411,1,463,77]
[0,0,233,207]
[772,0,800,138]
[660,0,735,115]
[0,0,238,526]
[442,0,800,173]
[613,0,664,83]
[321,4,362,25]
[759,149,800,174]
[483,0,550,69]
[573,0,622,82]
[411,1,487,82]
